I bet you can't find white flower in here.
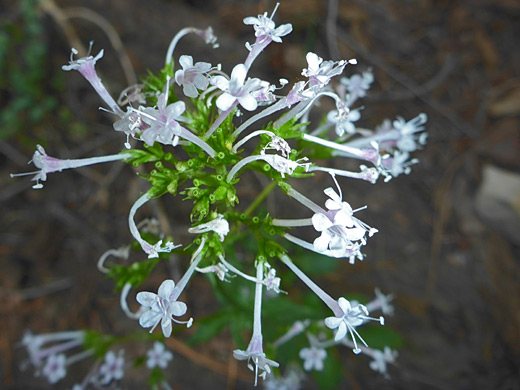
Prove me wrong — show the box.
[392,113,428,152]
[302,52,349,91]
[262,134,292,158]
[243,11,292,43]
[141,95,186,147]
[42,354,66,384]
[327,107,361,136]
[299,346,327,371]
[11,145,131,189]
[210,64,263,111]
[136,279,190,337]
[188,214,229,241]
[99,350,125,384]
[174,55,212,98]
[233,334,279,386]
[251,80,276,105]
[263,266,283,294]
[262,154,310,178]
[113,107,145,148]
[324,298,383,353]
[380,150,418,180]
[369,347,397,378]
[263,369,303,390]
[62,46,123,117]
[146,342,173,369]
[340,71,373,100]
[312,193,364,253]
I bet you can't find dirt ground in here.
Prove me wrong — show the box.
[1,0,520,389]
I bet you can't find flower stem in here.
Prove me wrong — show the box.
[244,180,277,217]
[279,254,342,316]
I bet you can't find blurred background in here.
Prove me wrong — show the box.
[1,0,519,389]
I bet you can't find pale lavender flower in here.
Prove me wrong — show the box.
[392,113,428,152]
[99,350,125,384]
[196,262,231,282]
[136,279,190,338]
[62,45,123,117]
[188,214,229,241]
[20,330,85,369]
[174,55,212,98]
[368,288,395,316]
[113,107,146,149]
[263,369,303,390]
[302,52,351,91]
[243,4,293,70]
[233,263,278,386]
[299,346,327,371]
[128,193,180,259]
[324,297,384,353]
[211,64,263,111]
[369,346,397,378]
[263,265,283,294]
[311,187,375,255]
[340,71,373,101]
[327,107,361,136]
[243,8,292,44]
[380,150,418,180]
[10,145,131,189]
[42,354,67,384]
[146,342,173,369]
[141,87,186,147]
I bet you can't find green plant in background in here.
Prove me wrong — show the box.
[13,4,425,389]
[0,0,86,142]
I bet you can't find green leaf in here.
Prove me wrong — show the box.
[359,324,403,350]
[188,310,230,345]
[108,258,160,290]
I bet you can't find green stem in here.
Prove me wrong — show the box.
[244,180,277,217]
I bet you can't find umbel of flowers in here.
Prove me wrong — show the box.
[15,3,426,388]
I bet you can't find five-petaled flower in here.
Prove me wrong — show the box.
[243,11,292,44]
[99,350,125,384]
[324,297,384,353]
[146,342,174,369]
[211,63,263,111]
[42,354,67,384]
[302,52,351,92]
[136,279,191,338]
[312,187,371,256]
[299,346,327,371]
[233,334,279,386]
[174,55,212,98]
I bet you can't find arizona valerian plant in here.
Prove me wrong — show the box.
[13,4,427,389]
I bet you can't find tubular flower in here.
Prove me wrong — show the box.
[324,297,384,353]
[174,55,212,98]
[136,279,190,338]
[211,63,263,111]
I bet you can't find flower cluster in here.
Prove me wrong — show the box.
[14,4,426,388]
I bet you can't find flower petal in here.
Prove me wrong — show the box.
[338,297,351,313]
[324,316,342,330]
[230,64,247,86]
[158,280,176,298]
[313,233,330,252]
[161,319,172,338]
[312,213,332,232]
[170,301,187,317]
[139,310,161,329]
[334,321,347,342]
[238,94,258,111]
[179,55,193,69]
[216,93,236,111]
[136,292,157,307]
